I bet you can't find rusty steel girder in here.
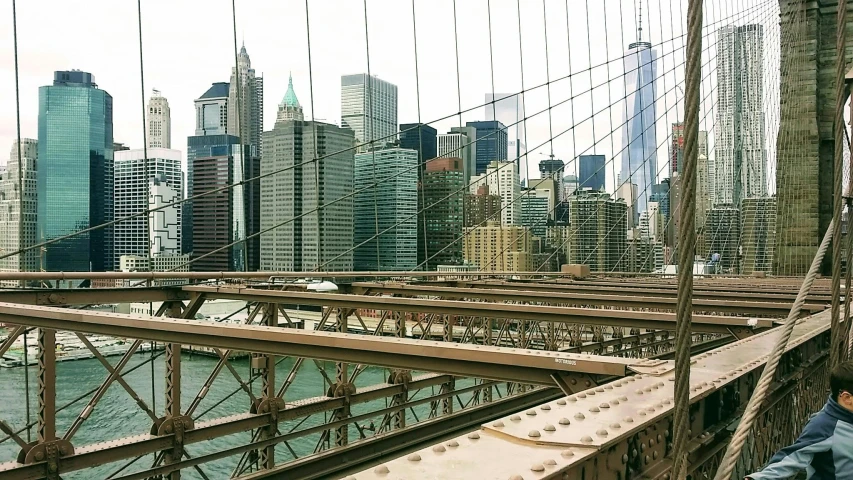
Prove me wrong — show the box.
[345,310,832,479]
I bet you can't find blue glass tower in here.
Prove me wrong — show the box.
[466,120,508,175]
[38,71,113,272]
[579,155,606,191]
[621,41,658,221]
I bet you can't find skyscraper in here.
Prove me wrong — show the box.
[341,74,398,151]
[463,223,532,272]
[704,205,740,271]
[470,160,521,226]
[578,155,606,191]
[621,33,658,221]
[485,93,526,165]
[185,82,231,255]
[261,84,355,271]
[566,192,628,272]
[113,148,183,270]
[670,123,707,174]
[0,139,38,280]
[192,143,259,272]
[438,128,477,184]
[399,123,437,169]
[353,147,418,270]
[147,89,171,149]
[466,121,508,175]
[38,70,113,273]
[420,158,465,268]
[228,44,264,156]
[714,24,765,206]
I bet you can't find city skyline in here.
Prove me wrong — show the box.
[2,0,747,187]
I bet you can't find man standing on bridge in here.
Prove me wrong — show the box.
[747,360,853,480]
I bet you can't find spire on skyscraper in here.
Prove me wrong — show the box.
[638,0,644,42]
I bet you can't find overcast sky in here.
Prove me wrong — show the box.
[0,0,776,194]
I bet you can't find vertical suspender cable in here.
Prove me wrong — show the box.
[231,0,249,272]
[11,0,31,443]
[305,0,322,273]
[411,0,428,271]
[673,0,702,477]
[831,0,848,369]
[363,0,380,271]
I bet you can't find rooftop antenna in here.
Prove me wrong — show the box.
[638,0,644,42]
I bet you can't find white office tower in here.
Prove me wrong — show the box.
[621,35,658,224]
[113,148,183,270]
[485,93,526,163]
[470,160,521,226]
[149,176,181,257]
[0,139,38,281]
[438,129,476,183]
[228,44,264,155]
[341,74,398,151]
[714,24,765,205]
[147,89,171,148]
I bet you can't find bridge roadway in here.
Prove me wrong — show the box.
[339,311,832,480]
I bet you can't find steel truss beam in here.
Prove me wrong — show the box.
[0,287,189,306]
[182,286,773,334]
[350,283,825,316]
[0,302,641,383]
[459,280,833,303]
[344,310,833,479]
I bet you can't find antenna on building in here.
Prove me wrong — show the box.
[638,0,644,42]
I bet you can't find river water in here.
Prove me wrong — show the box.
[0,352,464,479]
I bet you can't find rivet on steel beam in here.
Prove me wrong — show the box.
[544,424,556,432]
[578,393,587,399]
[644,387,652,392]
[605,385,613,390]
[493,421,505,428]
[657,434,663,442]
[629,377,637,382]
[623,416,634,423]
[556,399,567,405]
[575,413,585,420]
[561,449,575,457]
[638,410,647,416]
[653,451,659,460]
[595,387,604,392]
[559,417,571,425]
[599,402,610,409]
[408,453,422,462]
[526,410,537,416]
[620,395,628,401]
[649,438,656,446]
[374,465,390,474]
[663,399,672,405]
[568,397,577,403]
[596,429,608,437]
[636,389,644,395]
[581,435,594,443]
[433,445,447,453]
[541,405,551,411]
[544,459,557,466]
[588,391,596,396]
[589,406,600,413]
[530,464,545,472]
[644,455,650,465]
[646,406,655,412]
[447,440,459,447]
[611,398,620,405]
[511,415,521,421]
[528,430,541,438]
[468,432,480,440]
[509,476,524,480]
[656,403,664,409]
[610,423,621,429]
[622,454,629,464]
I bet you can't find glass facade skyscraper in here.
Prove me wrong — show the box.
[37,71,113,272]
[621,41,658,221]
[466,121,508,175]
[579,155,606,191]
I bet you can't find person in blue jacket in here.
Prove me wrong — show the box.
[747,360,853,480]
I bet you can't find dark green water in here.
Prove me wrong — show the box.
[0,352,473,478]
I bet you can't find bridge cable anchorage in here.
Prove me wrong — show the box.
[672,0,703,477]
[713,220,835,480]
